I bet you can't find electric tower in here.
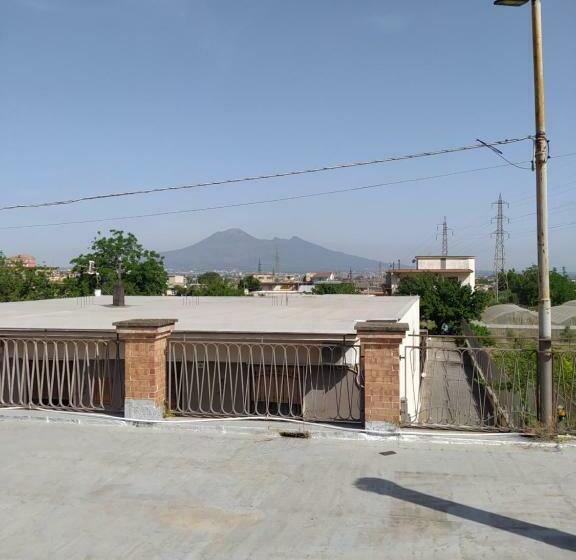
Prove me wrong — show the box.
[436,217,452,256]
[492,194,510,302]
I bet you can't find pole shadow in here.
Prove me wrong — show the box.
[354,477,576,553]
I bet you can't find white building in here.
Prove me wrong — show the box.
[386,255,476,294]
[168,274,187,288]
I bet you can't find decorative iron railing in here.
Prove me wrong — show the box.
[167,340,362,423]
[0,337,123,412]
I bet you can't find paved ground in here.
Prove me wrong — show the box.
[0,420,575,559]
[419,338,482,426]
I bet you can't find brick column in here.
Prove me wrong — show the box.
[114,319,177,420]
[355,320,409,432]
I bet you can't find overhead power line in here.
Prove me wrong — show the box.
[0,160,534,231]
[0,136,532,212]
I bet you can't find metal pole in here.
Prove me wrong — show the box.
[531,0,554,431]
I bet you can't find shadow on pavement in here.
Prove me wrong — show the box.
[354,477,576,553]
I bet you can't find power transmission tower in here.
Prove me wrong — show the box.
[492,193,510,303]
[257,257,262,273]
[436,217,453,256]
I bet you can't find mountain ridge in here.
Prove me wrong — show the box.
[161,229,383,273]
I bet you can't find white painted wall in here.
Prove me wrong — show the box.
[416,256,476,290]
[399,298,421,422]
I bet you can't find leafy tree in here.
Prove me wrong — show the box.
[503,266,576,307]
[238,275,262,292]
[191,271,243,296]
[0,253,58,302]
[397,273,489,334]
[312,283,357,295]
[197,272,223,286]
[70,230,168,296]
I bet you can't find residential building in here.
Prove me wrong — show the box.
[304,272,336,283]
[0,294,420,428]
[385,255,476,294]
[168,274,187,288]
[8,254,37,268]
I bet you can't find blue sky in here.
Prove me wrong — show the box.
[1,0,575,270]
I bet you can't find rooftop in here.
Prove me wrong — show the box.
[415,255,475,259]
[0,295,418,335]
[0,417,574,559]
[390,268,473,274]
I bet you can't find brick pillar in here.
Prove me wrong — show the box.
[114,319,177,420]
[355,320,409,432]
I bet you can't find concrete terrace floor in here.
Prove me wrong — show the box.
[0,421,575,559]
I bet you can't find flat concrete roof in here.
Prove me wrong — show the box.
[391,269,473,274]
[0,295,418,335]
[0,418,574,559]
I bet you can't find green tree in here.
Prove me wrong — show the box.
[70,230,168,296]
[0,253,58,302]
[504,266,576,307]
[191,272,244,296]
[397,273,489,334]
[238,275,262,292]
[312,283,357,295]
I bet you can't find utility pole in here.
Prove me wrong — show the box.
[532,0,553,431]
[273,247,280,277]
[494,0,553,431]
[492,194,510,302]
[436,217,452,256]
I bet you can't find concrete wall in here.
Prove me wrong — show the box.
[398,300,421,421]
[416,257,476,290]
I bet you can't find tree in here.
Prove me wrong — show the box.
[397,273,489,334]
[0,253,58,302]
[312,283,357,295]
[191,272,244,296]
[504,266,576,307]
[70,230,168,296]
[238,275,261,292]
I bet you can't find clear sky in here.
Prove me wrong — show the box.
[1,0,575,271]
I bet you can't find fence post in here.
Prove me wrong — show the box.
[114,319,177,420]
[355,320,409,432]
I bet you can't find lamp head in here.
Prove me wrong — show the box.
[494,0,529,6]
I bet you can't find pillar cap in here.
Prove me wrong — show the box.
[355,320,409,333]
[114,319,178,329]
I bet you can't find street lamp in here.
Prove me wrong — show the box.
[494,0,529,6]
[494,0,553,431]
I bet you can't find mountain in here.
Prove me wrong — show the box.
[161,229,382,273]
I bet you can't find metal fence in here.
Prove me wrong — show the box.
[0,337,123,412]
[403,333,576,433]
[167,340,362,422]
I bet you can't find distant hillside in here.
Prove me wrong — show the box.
[161,229,382,273]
